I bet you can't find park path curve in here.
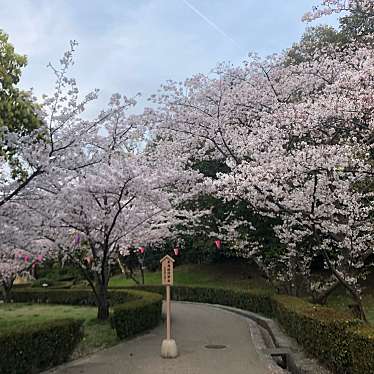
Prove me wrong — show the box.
[46,302,273,374]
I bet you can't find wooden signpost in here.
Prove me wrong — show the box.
[160,255,178,358]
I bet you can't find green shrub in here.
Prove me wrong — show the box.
[0,319,83,374]
[12,283,32,289]
[111,290,162,339]
[119,285,275,316]
[347,325,374,374]
[31,280,74,289]
[273,295,361,373]
[11,288,138,306]
[31,278,56,288]
[37,263,84,283]
[124,285,374,374]
[11,288,163,343]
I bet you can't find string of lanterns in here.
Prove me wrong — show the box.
[16,253,44,268]
[135,239,222,258]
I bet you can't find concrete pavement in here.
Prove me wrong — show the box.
[46,302,274,374]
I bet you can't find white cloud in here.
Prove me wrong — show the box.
[0,0,339,113]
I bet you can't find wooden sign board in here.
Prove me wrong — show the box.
[160,255,174,286]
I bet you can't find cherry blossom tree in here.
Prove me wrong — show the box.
[20,87,201,319]
[0,38,130,219]
[2,0,373,323]
[0,37,202,319]
[302,0,374,23]
[0,209,51,301]
[147,1,374,320]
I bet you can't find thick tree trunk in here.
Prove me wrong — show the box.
[69,250,111,320]
[96,281,109,320]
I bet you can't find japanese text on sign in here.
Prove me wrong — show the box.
[161,255,174,285]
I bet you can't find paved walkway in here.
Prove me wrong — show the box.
[46,302,272,374]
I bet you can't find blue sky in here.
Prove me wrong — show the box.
[0,0,338,112]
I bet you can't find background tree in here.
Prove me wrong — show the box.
[0,30,42,181]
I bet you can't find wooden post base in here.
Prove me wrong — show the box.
[161,339,178,358]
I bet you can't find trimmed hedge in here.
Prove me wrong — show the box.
[122,284,374,374]
[10,288,163,341]
[346,325,374,374]
[111,290,163,339]
[0,319,83,374]
[122,285,275,316]
[273,295,361,373]
[10,288,138,306]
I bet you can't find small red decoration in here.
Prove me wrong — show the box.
[173,247,180,256]
[138,247,145,254]
[84,256,93,265]
[214,239,221,249]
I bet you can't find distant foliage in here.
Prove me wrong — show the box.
[0,30,43,180]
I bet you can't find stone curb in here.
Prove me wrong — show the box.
[247,317,288,374]
[177,301,331,374]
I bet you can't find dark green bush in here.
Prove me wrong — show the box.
[0,319,83,374]
[31,280,74,289]
[111,290,162,339]
[31,278,56,287]
[12,283,32,289]
[273,295,361,373]
[11,288,163,342]
[37,262,84,283]
[11,288,138,306]
[124,285,374,374]
[346,325,374,374]
[119,285,275,316]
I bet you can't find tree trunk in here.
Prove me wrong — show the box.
[321,249,368,323]
[312,280,340,305]
[347,289,367,322]
[140,261,145,285]
[96,282,109,320]
[2,279,14,303]
[117,258,127,275]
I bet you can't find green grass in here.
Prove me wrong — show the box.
[0,303,118,358]
[326,291,374,325]
[322,272,374,324]
[109,262,272,290]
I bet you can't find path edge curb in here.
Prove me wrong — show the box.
[177,301,331,374]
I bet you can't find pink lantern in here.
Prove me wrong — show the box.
[214,240,221,249]
[84,256,93,265]
[24,255,30,263]
[173,247,180,256]
[138,247,145,254]
[36,255,43,262]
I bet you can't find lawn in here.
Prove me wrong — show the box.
[326,273,374,324]
[109,261,272,291]
[0,303,118,358]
